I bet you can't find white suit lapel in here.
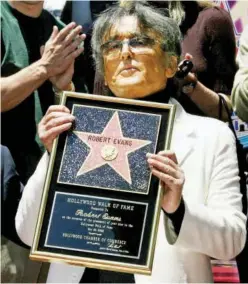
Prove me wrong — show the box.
[169,99,196,166]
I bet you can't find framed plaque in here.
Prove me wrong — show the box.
[30,92,176,275]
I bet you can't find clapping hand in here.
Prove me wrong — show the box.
[40,22,86,90]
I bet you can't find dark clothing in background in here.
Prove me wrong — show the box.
[61,1,94,93]
[60,0,72,25]
[1,145,27,248]
[80,269,135,283]
[178,5,237,116]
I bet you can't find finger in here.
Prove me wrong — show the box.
[43,112,74,125]
[185,53,193,60]
[64,25,83,46]
[147,158,178,178]
[80,33,86,41]
[67,33,86,43]
[55,22,77,42]
[50,26,59,40]
[44,115,75,131]
[77,34,86,48]
[62,36,84,57]
[64,46,84,62]
[40,123,72,149]
[157,150,178,164]
[45,105,70,115]
[147,153,177,169]
[151,168,177,186]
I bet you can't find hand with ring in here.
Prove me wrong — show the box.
[147,150,185,213]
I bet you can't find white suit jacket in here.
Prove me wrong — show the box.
[15,99,246,283]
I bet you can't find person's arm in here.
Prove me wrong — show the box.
[231,26,248,122]
[1,61,49,112]
[183,8,237,121]
[1,22,84,112]
[165,124,246,260]
[182,71,229,119]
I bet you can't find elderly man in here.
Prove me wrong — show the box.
[16,1,246,283]
[1,0,86,184]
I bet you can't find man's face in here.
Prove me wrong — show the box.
[103,16,171,99]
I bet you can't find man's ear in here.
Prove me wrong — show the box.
[165,56,178,78]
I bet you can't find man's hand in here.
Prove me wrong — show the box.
[0,23,85,112]
[40,22,85,78]
[49,61,75,91]
[38,105,75,153]
[147,151,185,213]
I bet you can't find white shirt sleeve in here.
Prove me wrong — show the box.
[15,152,50,246]
[165,124,247,260]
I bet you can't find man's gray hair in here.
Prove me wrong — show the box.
[91,0,182,75]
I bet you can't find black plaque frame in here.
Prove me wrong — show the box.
[30,92,176,275]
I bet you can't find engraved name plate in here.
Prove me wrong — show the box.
[45,193,147,259]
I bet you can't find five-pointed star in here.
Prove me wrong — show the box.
[73,111,151,184]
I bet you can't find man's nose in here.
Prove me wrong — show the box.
[120,42,133,60]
